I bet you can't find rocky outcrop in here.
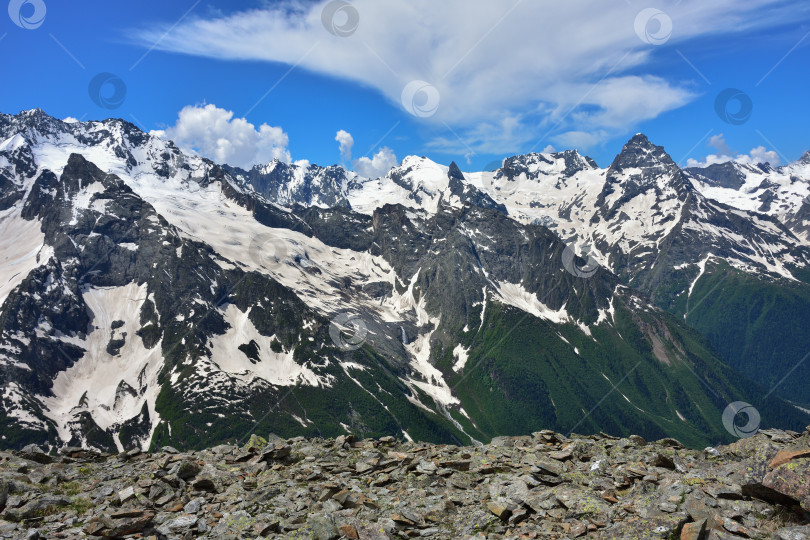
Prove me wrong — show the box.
[1,428,809,539]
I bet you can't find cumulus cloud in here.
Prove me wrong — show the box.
[151,104,290,169]
[708,134,732,156]
[747,146,781,165]
[686,145,781,168]
[354,147,398,178]
[334,129,395,176]
[132,0,794,153]
[335,130,354,162]
[686,133,781,167]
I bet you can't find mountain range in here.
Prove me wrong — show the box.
[1,109,808,453]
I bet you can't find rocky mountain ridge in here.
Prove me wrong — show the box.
[1,109,809,454]
[258,131,810,406]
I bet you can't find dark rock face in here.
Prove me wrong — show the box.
[686,162,749,190]
[763,457,810,511]
[0,428,808,539]
[443,161,507,215]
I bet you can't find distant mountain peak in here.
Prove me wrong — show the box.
[19,108,49,118]
[685,161,748,190]
[800,150,810,164]
[399,155,440,170]
[624,133,664,154]
[628,132,652,145]
[447,161,465,181]
[609,133,676,173]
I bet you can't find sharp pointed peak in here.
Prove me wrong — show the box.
[447,161,465,181]
[615,133,673,158]
[624,133,655,148]
[608,133,677,175]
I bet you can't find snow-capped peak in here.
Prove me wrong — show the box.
[609,133,675,172]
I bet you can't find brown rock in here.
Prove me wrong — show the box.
[570,522,587,537]
[722,517,750,537]
[763,458,810,510]
[601,492,619,504]
[681,519,707,540]
[83,522,105,536]
[339,524,359,539]
[165,501,185,512]
[682,497,711,521]
[332,489,350,505]
[769,449,810,469]
[390,513,415,526]
[97,511,156,537]
[487,501,512,521]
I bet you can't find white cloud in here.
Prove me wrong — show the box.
[708,134,732,156]
[686,145,781,168]
[151,104,290,169]
[335,130,354,162]
[553,131,608,150]
[426,114,533,156]
[132,0,793,153]
[747,146,781,165]
[63,116,80,124]
[335,129,397,176]
[354,147,398,178]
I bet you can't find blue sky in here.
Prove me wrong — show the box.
[1,0,809,173]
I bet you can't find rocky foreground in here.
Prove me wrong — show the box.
[1,429,810,540]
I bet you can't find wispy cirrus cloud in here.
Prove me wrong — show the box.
[132,0,803,155]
